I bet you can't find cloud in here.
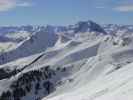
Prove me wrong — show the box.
[114,5,133,12]
[0,0,16,11]
[16,1,33,7]
[0,0,33,12]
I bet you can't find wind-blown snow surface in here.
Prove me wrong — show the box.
[0,21,133,100]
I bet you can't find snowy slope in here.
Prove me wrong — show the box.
[45,62,133,100]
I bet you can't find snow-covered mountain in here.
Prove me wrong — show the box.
[0,21,106,65]
[0,21,133,100]
[103,24,133,37]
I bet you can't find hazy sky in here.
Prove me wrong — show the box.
[0,0,133,26]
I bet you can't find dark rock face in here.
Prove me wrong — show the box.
[74,21,107,34]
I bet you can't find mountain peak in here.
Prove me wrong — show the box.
[74,20,107,34]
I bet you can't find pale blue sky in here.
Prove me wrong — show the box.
[0,0,133,26]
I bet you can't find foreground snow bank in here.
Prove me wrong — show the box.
[45,62,133,100]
